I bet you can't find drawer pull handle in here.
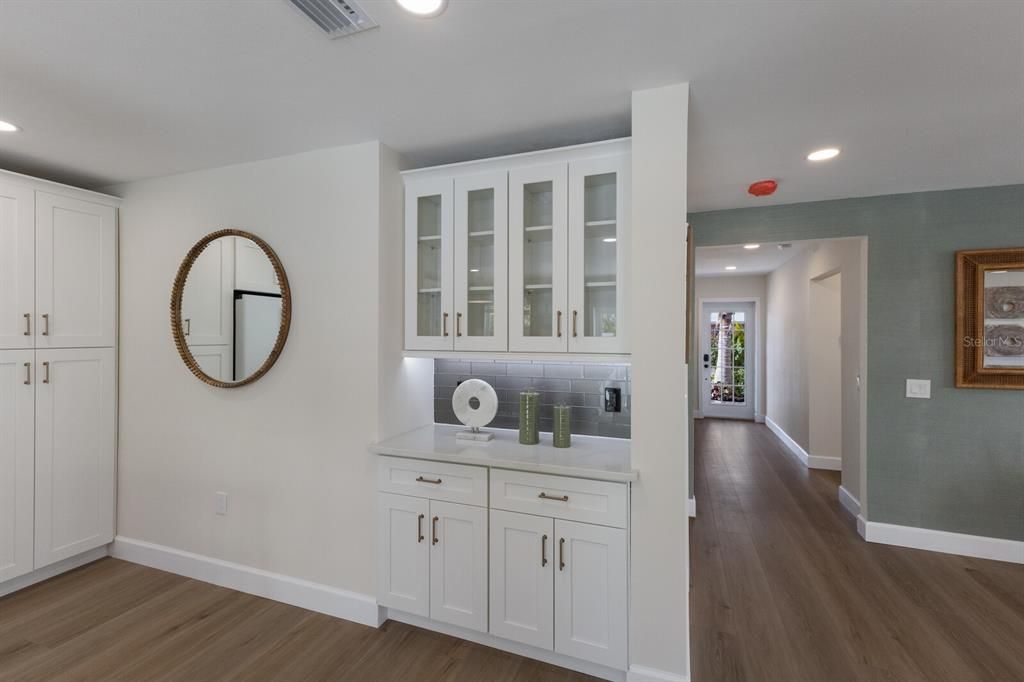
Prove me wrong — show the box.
[541,534,548,567]
[24,362,30,386]
[417,513,424,543]
[43,361,50,384]
[416,476,443,485]
[432,516,439,545]
[539,492,569,502]
[24,313,30,336]
[559,537,565,571]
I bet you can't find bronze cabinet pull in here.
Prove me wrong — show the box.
[432,516,439,545]
[538,492,569,502]
[42,313,49,336]
[23,313,30,336]
[559,538,565,571]
[23,362,30,386]
[42,361,50,384]
[416,476,442,485]
[417,514,425,543]
[442,312,449,337]
[572,310,578,337]
[541,534,548,567]
[556,310,563,338]
[183,318,191,336]
[456,312,462,337]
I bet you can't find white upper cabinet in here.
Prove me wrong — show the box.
[35,192,116,349]
[454,172,508,352]
[405,178,454,351]
[0,349,35,583]
[180,235,234,346]
[509,163,569,353]
[0,181,36,350]
[568,156,630,354]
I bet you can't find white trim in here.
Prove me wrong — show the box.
[860,522,1023,565]
[838,485,861,517]
[111,536,382,626]
[0,167,121,205]
[687,497,696,518]
[386,608,626,681]
[764,416,841,470]
[404,350,631,364]
[692,410,703,419]
[402,138,631,179]
[627,665,689,682]
[0,546,109,598]
[754,412,765,423]
[856,514,868,539]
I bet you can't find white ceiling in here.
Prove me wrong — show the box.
[0,1,1021,210]
[695,242,808,277]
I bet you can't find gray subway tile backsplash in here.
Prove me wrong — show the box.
[434,359,631,439]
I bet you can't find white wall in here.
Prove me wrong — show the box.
[765,238,866,502]
[630,83,690,679]
[695,274,767,419]
[808,272,842,461]
[115,141,417,595]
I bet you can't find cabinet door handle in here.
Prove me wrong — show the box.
[541,534,548,567]
[456,312,462,337]
[184,318,191,336]
[43,361,50,384]
[417,514,425,543]
[23,362,30,386]
[23,313,30,336]
[538,492,569,502]
[572,310,578,338]
[442,312,449,337]
[559,537,565,571]
[416,476,442,485]
[556,310,563,338]
[432,516,439,545]
[42,313,49,336]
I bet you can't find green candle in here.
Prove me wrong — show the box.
[519,391,540,445]
[553,404,571,448]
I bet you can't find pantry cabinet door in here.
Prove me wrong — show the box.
[429,500,487,633]
[489,509,554,650]
[0,180,35,350]
[405,178,454,351]
[377,492,430,617]
[34,347,116,568]
[0,350,35,583]
[35,193,116,348]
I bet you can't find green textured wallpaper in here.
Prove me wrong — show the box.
[690,185,1024,541]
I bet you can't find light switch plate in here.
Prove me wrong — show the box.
[906,379,931,399]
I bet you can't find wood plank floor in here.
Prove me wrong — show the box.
[690,418,1024,682]
[0,559,599,682]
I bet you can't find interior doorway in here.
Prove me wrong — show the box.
[699,300,755,420]
[809,271,843,464]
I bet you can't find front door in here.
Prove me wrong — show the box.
[700,301,754,420]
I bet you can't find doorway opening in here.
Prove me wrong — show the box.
[699,300,756,421]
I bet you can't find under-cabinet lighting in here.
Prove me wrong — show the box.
[0,120,19,132]
[807,147,840,161]
[603,237,617,243]
[395,0,447,17]
[725,266,737,271]
[743,244,760,249]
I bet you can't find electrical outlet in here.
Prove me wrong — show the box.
[604,387,622,412]
[215,491,228,515]
[906,379,931,399]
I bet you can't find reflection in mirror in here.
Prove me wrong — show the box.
[982,267,1024,369]
[173,232,289,387]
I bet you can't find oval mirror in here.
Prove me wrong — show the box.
[171,229,291,387]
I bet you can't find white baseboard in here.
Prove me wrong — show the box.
[687,496,696,518]
[693,410,704,419]
[0,545,109,598]
[627,665,689,682]
[386,609,626,681]
[754,413,765,423]
[838,485,861,517]
[860,521,1023,564]
[112,536,381,626]
[856,514,867,539]
[764,416,841,470]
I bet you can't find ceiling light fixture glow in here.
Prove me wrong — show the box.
[603,237,617,243]
[0,120,19,133]
[395,0,447,17]
[743,244,760,250]
[807,147,840,161]
[725,266,737,271]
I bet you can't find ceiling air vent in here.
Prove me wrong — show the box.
[287,0,378,39]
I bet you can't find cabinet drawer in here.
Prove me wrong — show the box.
[377,456,487,507]
[490,470,627,529]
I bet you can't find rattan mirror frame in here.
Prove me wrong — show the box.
[170,229,292,388]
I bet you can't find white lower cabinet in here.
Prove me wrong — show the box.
[0,350,34,583]
[377,492,430,617]
[489,509,555,649]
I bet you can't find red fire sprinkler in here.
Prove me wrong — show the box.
[748,179,778,197]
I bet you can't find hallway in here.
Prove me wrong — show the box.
[689,419,1024,682]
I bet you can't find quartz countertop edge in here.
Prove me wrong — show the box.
[370,424,637,483]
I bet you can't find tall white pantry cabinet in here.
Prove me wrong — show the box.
[0,170,118,587]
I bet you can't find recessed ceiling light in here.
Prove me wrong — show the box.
[725,266,737,271]
[0,120,19,133]
[395,0,447,17]
[603,237,617,243]
[469,268,480,273]
[807,147,840,161]
[743,244,760,250]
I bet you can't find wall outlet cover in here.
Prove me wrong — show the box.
[215,491,228,515]
[906,379,931,399]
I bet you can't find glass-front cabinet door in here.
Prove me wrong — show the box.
[568,156,629,353]
[509,164,568,352]
[405,178,453,351]
[454,172,508,352]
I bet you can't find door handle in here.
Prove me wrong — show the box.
[559,537,565,571]
[41,314,49,336]
[442,312,449,337]
[556,310,562,338]
[43,361,50,384]
[184,318,191,336]
[432,516,439,545]
[417,514,424,543]
[23,313,30,336]
[416,476,442,485]
[456,312,462,337]
[572,310,578,338]
[541,534,548,567]
[23,362,30,385]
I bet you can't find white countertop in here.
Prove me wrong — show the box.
[370,424,637,483]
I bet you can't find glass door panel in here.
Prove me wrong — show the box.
[699,301,755,420]
[405,178,453,351]
[455,172,507,351]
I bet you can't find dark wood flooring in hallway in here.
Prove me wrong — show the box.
[690,418,1024,682]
